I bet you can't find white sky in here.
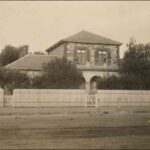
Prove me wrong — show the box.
[0,1,150,58]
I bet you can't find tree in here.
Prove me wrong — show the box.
[32,57,83,89]
[119,41,150,89]
[0,45,20,66]
[0,68,30,94]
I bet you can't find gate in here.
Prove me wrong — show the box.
[87,94,97,107]
[86,80,98,107]
[86,86,97,107]
[4,95,13,107]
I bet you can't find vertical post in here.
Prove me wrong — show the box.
[93,82,98,107]
[85,81,90,107]
[11,93,14,108]
[85,81,90,94]
[85,95,88,107]
[95,94,98,107]
[1,88,4,108]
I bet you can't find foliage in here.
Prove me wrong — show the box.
[97,75,122,89]
[0,68,30,93]
[119,74,145,90]
[31,75,47,89]
[120,44,150,76]
[97,74,144,90]
[119,41,150,89]
[0,45,20,66]
[32,57,83,89]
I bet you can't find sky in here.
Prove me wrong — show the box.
[0,1,150,58]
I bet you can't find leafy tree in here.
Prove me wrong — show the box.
[119,74,144,90]
[0,68,30,94]
[32,57,83,89]
[0,45,20,66]
[97,74,145,90]
[119,41,150,89]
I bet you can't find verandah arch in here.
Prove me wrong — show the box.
[82,71,118,93]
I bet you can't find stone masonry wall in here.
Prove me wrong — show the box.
[65,43,118,65]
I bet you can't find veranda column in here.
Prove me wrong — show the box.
[82,72,92,94]
[85,81,90,94]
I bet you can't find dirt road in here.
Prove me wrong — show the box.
[0,112,150,149]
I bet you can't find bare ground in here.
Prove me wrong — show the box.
[0,107,150,149]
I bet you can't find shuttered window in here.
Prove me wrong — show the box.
[76,50,86,64]
[95,50,107,65]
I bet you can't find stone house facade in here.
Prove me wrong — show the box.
[46,30,122,91]
[47,42,120,66]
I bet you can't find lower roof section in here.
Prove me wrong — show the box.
[5,54,56,71]
[5,54,119,72]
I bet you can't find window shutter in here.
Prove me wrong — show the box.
[107,51,111,63]
[95,49,99,62]
[73,49,77,61]
[86,49,90,61]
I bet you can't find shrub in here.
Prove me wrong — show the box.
[32,57,83,89]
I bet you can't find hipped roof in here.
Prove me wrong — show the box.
[46,30,122,52]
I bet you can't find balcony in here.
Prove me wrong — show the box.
[76,61,119,72]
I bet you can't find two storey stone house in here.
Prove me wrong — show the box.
[5,30,122,91]
[46,30,122,90]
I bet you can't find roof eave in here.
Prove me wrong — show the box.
[66,41,122,46]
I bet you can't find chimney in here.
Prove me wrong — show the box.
[19,45,29,58]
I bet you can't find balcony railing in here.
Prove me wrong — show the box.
[75,60,119,71]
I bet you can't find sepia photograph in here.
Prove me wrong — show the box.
[0,1,150,149]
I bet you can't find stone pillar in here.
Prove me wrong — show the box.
[82,72,93,94]
[85,81,90,94]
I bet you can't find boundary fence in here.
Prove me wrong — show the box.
[0,88,150,107]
